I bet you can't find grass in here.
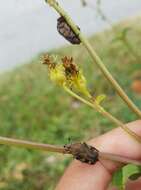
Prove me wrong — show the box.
[0,16,141,189]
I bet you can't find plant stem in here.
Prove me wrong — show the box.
[45,0,141,118]
[0,136,66,154]
[64,86,141,144]
[99,152,141,166]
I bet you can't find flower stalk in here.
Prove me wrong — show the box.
[0,137,141,166]
[42,54,141,144]
[63,86,141,144]
[44,0,141,118]
[0,136,65,153]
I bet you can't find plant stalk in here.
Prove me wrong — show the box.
[0,136,65,154]
[45,0,141,118]
[1,136,141,166]
[64,86,141,144]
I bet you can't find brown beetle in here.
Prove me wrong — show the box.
[57,16,81,45]
[64,142,141,166]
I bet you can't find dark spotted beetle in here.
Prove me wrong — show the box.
[64,142,141,166]
[57,16,81,44]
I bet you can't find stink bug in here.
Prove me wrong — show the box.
[57,16,81,45]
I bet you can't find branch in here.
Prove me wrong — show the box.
[0,136,65,154]
[45,0,141,118]
[64,86,141,144]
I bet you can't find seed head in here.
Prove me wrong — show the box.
[62,56,79,77]
[41,54,56,69]
[62,56,91,97]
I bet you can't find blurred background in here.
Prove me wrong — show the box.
[1,0,141,72]
[0,0,141,189]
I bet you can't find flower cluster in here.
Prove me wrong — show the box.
[42,54,91,98]
[42,53,106,105]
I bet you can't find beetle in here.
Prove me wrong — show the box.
[57,16,81,45]
[64,142,141,166]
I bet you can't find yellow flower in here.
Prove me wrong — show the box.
[72,70,91,98]
[49,64,66,86]
[43,54,91,97]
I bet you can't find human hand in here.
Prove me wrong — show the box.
[56,120,141,190]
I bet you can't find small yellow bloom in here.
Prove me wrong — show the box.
[72,70,91,98]
[43,54,91,97]
[49,64,66,86]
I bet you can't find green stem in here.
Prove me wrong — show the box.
[45,0,141,118]
[64,86,141,144]
[0,136,66,154]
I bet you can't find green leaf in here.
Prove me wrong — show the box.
[112,168,123,190]
[95,94,106,105]
[123,164,141,182]
[112,165,141,190]
[129,172,141,180]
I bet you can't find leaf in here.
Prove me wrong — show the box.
[129,172,141,180]
[112,165,141,190]
[123,164,141,182]
[95,94,106,105]
[112,168,123,190]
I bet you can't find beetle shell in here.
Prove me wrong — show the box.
[64,142,99,165]
[57,16,81,45]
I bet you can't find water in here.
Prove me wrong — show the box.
[0,0,141,72]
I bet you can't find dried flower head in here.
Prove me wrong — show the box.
[62,56,91,97]
[42,54,91,97]
[62,56,79,77]
[41,54,56,69]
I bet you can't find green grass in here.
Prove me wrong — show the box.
[0,17,141,189]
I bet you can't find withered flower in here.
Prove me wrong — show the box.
[62,56,79,77]
[42,54,91,98]
[41,54,56,69]
[62,56,91,98]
